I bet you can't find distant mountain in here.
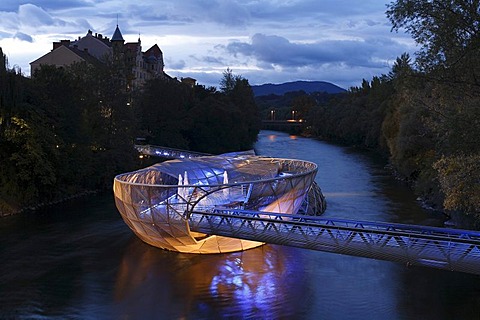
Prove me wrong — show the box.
[251,80,346,96]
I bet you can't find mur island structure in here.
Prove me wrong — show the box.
[113,151,326,254]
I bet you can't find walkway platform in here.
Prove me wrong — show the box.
[189,209,480,275]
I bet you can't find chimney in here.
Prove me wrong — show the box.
[53,42,61,50]
[98,33,102,39]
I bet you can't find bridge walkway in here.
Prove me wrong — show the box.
[188,209,480,275]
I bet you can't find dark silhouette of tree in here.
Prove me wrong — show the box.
[136,78,192,148]
[387,0,480,71]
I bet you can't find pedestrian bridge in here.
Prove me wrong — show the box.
[188,208,480,275]
[131,144,480,275]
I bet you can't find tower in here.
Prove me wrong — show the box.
[111,24,125,56]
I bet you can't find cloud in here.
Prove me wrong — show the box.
[0,0,92,12]
[0,11,19,30]
[225,33,397,70]
[158,0,251,27]
[0,4,73,34]
[200,0,251,27]
[18,4,58,27]
[201,56,224,64]
[166,58,186,69]
[188,54,224,65]
[0,31,12,40]
[13,32,33,42]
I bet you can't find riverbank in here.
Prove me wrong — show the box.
[0,189,101,218]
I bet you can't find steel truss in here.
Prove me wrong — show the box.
[188,209,480,275]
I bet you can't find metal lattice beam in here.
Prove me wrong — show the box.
[188,209,480,275]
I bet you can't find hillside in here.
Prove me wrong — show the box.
[251,80,345,96]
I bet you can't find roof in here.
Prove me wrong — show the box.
[111,25,124,42]
[125,42,139,52]
[70,32,112,58]
[68,46,100,65]
[144,44,163,57]
[29,44,99,67]
[121,153,284,186]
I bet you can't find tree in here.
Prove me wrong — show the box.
[434,154,480,220]
[387,0,480,71]
[182,70,260,153]
[388,53,414,81]
[219,68,238,94]
[136,78,192,148]
[227,76,260,146]
[0,53,60,212]
[291,95,316,121]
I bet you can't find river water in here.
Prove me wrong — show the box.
[1,130,479,319]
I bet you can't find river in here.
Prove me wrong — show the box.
[1,130,479,319]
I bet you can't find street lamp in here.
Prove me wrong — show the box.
[292,110,296,121]
[271,109,275,120]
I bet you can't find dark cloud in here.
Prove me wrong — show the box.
[201,56,224,64]
[166,59,186,69]
[119,1,251,28]
[243,0,386,25]
[188,54,224,65]
[201,0,251,27]
[13,32,33,42]
[145,1,252,27]
[226,33,401,70]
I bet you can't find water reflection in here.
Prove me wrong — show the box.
[114,240,311,318]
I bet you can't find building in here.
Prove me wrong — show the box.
[30,25,168,90]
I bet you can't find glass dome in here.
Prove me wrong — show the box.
[114,152,325,254]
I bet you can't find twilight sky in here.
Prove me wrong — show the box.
[0,0,416,89]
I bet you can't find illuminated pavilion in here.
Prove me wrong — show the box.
[114,151,326,254]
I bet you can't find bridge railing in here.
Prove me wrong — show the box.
[188,209,480,275]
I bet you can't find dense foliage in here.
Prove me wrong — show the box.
[0,53,259,215]
[301,1,480,226]
[136,68,260,154]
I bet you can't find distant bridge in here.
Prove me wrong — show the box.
[135,144,210,159]
[136,145,480,275]
[262,120,305,133]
